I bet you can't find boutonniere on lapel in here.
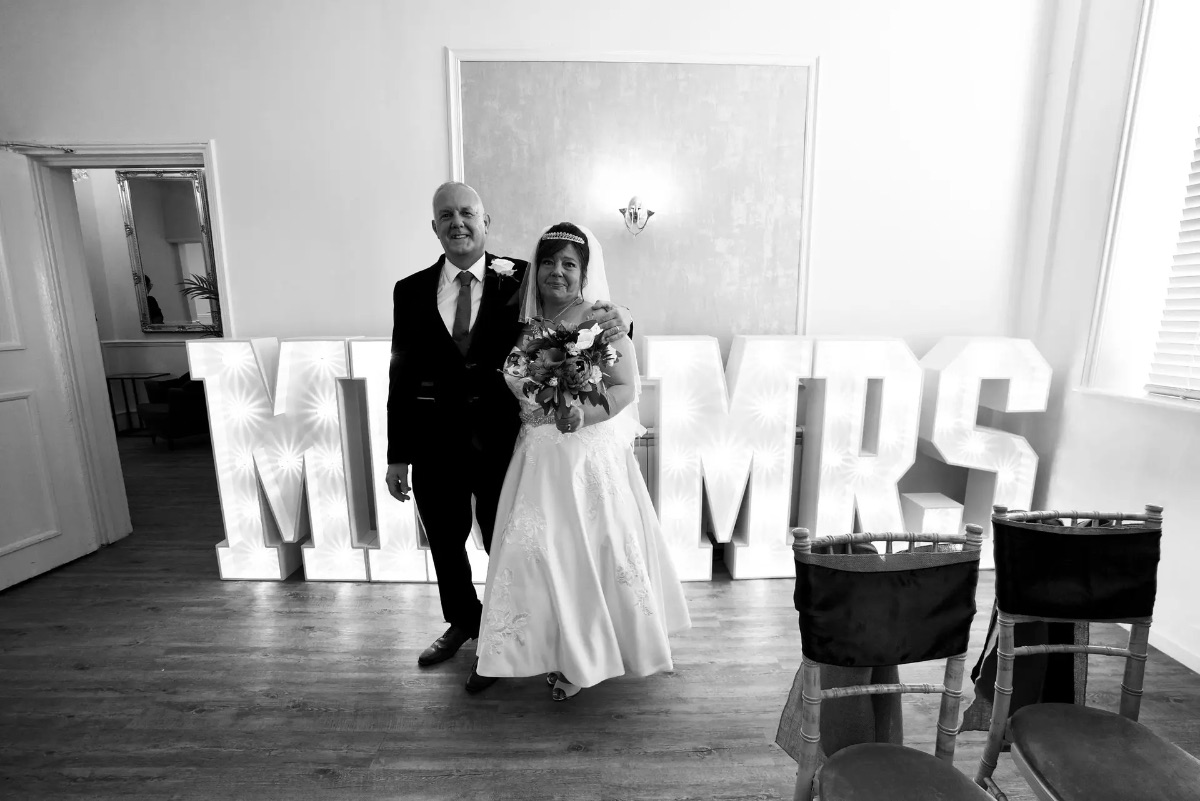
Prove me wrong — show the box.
[489,258,517,283]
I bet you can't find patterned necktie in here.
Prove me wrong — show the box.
[452,270,474,355]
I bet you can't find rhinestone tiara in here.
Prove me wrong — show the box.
[540,231,585,245]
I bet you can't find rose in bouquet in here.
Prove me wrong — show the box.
[502,318,620,416]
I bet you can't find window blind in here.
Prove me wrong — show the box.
[1146,127,1200,400]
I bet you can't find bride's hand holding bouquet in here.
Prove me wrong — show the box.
[502,317,621,433]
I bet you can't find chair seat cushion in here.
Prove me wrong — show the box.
[819,743,988,800]
[1009,703,1200,801]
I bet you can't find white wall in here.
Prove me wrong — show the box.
[1015,0,1200,673]
[1014,0,1144,504]
[0,0,1047,354]
[1048,391,1200,673]
[73,173,118,342]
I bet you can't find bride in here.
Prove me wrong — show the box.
[476,222,691,700]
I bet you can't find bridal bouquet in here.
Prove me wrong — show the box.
[502,319,620,415]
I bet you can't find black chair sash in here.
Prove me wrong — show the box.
[992,519,1160,620]
[794,549,979,667]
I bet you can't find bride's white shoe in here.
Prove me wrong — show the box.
[551,677,582,701]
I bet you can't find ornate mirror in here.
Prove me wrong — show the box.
[115,168,222,335]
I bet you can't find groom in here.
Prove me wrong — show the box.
[385,182,629,693]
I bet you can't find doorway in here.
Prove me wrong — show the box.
[0,143,231,591]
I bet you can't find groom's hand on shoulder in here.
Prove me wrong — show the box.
[591,301,633,343]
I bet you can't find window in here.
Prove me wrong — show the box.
[1083,0,1200,400]
[1146,126,1200,400]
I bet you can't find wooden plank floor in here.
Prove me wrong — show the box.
[1,436,1198,799]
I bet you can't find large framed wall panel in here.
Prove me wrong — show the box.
[450,52,817,357]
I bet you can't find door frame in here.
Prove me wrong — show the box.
[6,141,234,546]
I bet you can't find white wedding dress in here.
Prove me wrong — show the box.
[476,364,691,688]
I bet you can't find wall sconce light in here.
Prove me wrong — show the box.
[620,196,654,235]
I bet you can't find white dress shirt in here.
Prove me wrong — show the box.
[437,255,487,336]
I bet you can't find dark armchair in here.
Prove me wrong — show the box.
[136,373,209,449]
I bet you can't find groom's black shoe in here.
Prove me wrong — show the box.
[465,657,498,694]
[418,625,474,667]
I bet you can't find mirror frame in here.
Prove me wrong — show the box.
[115,168,222,335]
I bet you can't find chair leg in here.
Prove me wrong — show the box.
[977,613,1017,792]
[980,775,1010,801]
[1120,622,1150,721]
[794,657,822,800]
[935,652,967,762]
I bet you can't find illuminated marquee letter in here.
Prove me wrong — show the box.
[796,339,923,539]
[349,339,427,582]
[350,338,488,584]
[900,492,964,551]
[189,338,368,581]
[919,337,1051,567]
[644,336,813,580]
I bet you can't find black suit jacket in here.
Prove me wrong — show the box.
[386,253,529,466]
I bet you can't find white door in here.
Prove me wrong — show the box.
[0,151,102,589]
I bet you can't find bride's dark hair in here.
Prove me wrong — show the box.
[535,222,589,286]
